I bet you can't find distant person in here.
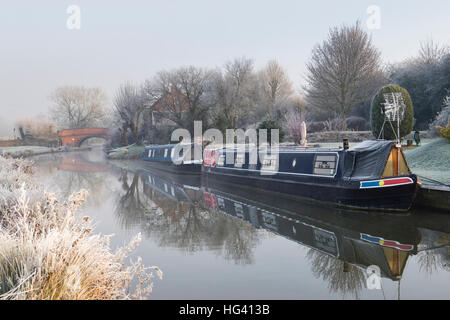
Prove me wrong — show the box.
[413,130,421,146]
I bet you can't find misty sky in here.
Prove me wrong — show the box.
[0,0,449,134]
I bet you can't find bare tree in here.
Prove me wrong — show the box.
[49,86,108,129]
[418,38,449,65]
[113,82,148,145]
[209,57,261,130]
[304,22,386,128]
[154,66,213,135]
[15,117,58,139]
[259,59,293,118]
[306,249,366,299]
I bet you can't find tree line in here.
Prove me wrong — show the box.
[41,21,449,145]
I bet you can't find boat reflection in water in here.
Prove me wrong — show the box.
[133,166,449,286]
[201,181,419,282]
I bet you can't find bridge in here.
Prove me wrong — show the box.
[57,128,110,147]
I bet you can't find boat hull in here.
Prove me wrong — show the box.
[143,160,201,175]
[202,169,418,212]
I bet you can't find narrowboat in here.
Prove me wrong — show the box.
[143,143,202,175]
[202,140,419,212]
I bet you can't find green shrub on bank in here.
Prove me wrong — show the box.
[370,84,414,140]
[257,119,285,144]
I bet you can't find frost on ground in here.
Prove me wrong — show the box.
[0,146,59,158]
[404,138,450,185]
[0,156,162,300]
[107,144,145,160]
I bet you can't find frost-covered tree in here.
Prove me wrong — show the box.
[304,21,386,128]
[208,57,262,131]
[15,117,57,139]
[154,66,213,135]
[390,40,450,129]
[428,94,450,137]
[259,59,293,118]
[113,82,148,145]
[49,86,108,129]
[418,38,449,65]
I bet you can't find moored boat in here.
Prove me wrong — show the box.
[143,143,202,175]
[201,140,418,212]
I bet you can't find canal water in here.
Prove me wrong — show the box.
[31,150,450,299]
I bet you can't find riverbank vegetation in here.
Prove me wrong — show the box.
[0,156,162,300]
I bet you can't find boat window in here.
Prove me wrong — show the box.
[148,150,152,157]
[234,203,244,218]
[234,153,245,168]
[217,154,225,167]
[261,154,278,172]
[217,197,225,210]
[262,212,277,231]
[170,148,174,159]
[313,154,337,176]
[313,229,338,256]
[164,149,168,158]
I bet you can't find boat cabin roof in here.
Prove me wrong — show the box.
[144,143,195,150]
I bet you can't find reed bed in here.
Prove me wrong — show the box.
[0,156,162,300]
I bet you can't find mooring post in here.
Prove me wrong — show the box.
[343,139,349,150]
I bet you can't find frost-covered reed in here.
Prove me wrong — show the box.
[0,156,162,300]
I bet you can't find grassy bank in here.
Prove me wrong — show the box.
[0,146,94,159]
[107,144,145,160]
[0,146,64,158]
[404,138,450,185]
[0,156,161,300]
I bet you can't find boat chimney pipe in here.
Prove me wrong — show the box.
[343,139,349,150]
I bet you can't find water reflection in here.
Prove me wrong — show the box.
[32,151,450,299]
[33,151,114,207]
[111,166,262,264]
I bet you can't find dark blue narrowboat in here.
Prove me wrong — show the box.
[202,140,419,212]
[143,143,202,175]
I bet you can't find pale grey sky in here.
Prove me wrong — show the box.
[1,0,449,134]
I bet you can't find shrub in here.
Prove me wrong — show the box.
[346,116,368,131]
[324,118,346,131]
[428,96,450,137]
[283,111,304,144]
[257,119,285,144]
[308,121,326,133]
[0,156,162,300]
[370,84,414,140]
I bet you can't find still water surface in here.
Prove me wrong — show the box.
[31,150,450,299]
